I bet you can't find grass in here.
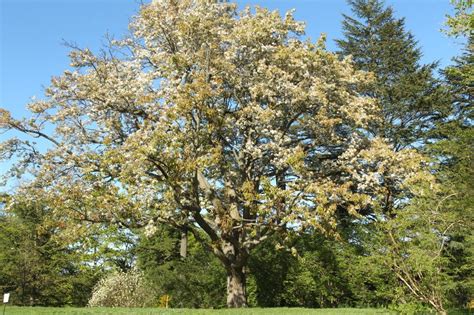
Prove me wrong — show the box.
[3,307,396,315]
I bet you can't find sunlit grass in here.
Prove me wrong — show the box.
[3,307,396,315]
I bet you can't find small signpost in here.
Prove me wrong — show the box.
[159,294,171,309]
[3,293,9,315]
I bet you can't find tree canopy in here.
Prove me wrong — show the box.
[0,0,471,311]
[0,0,432,307]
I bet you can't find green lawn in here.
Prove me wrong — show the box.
[3,307,396,315]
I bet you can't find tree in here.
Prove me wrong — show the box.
[336,0,448,150]
[438,1,473,306]
[248,233,355,308]
[444,0,473,37]
[434,33,473,309]
[0,0,430,307]
[0,196,99,306]
[247,235,296,307]
[335,2,462,312]
[137,226,227,308]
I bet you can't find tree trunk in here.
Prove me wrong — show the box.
[226,266,247,308]
[179,226,188,258]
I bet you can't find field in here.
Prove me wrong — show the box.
[2,307,396,315]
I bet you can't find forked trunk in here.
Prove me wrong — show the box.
[226,266,247,308]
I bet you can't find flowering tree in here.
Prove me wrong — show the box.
[444,0,473,37]
[0,0,429,307]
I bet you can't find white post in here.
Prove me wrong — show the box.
[2,293,9,315]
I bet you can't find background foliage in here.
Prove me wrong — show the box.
[0,0,472,312]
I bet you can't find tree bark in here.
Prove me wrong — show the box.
[226,266,247,308]
[179,226,188,258]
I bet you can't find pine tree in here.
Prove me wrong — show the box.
[336,2,458,312]
[433,35,473,308]
[336,0,449,150]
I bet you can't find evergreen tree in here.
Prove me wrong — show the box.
[336,0,448,150]
[0,196,99,306]
[136,226,226,308]
[434,34,473,309]
[335,2,460,313]
[248,233,357,308]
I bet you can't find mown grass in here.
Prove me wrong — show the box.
[3,307,396,315]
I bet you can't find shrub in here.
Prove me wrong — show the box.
[88,268,157,307]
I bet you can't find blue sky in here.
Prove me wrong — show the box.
[0,0,462,182]
[0,0,460,117]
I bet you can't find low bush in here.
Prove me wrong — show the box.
[88,268,157,307]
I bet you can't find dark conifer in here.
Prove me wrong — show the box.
[337,0,449,150]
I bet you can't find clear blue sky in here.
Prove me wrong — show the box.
[0,0,462,181]
[0,0,460,117]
